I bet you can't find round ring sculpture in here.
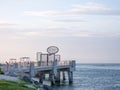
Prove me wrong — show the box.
[47,46,59,54]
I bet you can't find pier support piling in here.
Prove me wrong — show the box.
[49,72,55,85]
[55,71,60,83]
[68,71,73,84]
[39,72,44,84]
[30,62,35,79]
[63,71,66,81]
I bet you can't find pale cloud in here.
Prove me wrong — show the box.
[9,28,120,39]
[24,10,61,16]
[20,31,39,36]
[93,31,120,37]
[19,29,120,38]
[23,2,120,16]
[7,27,93,39]
[71,2,110,12]
[1,26,120,40]
[53,19,85,22]
[0,20,17,27]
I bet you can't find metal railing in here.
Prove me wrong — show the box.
[34,60,70,67]
[3,60,71,72]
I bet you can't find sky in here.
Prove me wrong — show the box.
[0,0,120,63]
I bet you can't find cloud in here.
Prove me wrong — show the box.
[7,27,93,39]
[24,10,61,16]
[18,28,120,38]
[20,31,39,36]
[1,27,120,40]
[93,31,120,37]
[0,23,16,26]
[24,2,120,16]
[53,19,85,22]
[71,2,111,14]
[0,20,17,26]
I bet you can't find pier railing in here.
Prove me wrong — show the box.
[34,60,70,67]
[3,60,71,71]
[2,60,75,73]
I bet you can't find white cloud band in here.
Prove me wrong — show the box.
[24,2,120,16]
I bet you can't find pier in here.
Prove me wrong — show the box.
[2,46,76,85]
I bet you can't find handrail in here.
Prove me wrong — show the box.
[3,60,71,72]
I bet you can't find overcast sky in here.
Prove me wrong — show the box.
[0,0,120,63]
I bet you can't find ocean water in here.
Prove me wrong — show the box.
[52,64,120,90]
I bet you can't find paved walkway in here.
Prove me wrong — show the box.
[0,74,19,82]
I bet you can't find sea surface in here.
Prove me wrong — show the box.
[52,64,120,90]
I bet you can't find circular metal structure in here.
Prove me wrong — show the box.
[47,46,59,54]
